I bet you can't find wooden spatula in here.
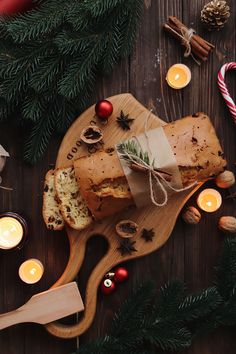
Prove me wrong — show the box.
[0,282,84,330]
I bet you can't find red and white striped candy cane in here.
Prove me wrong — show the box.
[218,62,236,124]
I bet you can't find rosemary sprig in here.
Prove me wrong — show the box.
[117,140,172,177]
[117,140,151,165]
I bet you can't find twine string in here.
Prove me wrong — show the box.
[180,27,195,57]
[168,25,200,65]
[120,110,197,207]
[119,144,196,207]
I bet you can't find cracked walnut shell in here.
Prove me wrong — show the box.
[80,125,103,145]
[116,220,138,238]
[218,216,236,233]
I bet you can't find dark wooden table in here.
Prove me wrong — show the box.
[0,0,236,353]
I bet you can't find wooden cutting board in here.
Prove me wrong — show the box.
[45,93,200,338]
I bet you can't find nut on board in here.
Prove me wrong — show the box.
[116,220,138,238]
[80,125,103,145]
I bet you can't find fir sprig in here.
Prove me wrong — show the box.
[73,238,236,354]
[0,0,143,164]
[118,140,151,166]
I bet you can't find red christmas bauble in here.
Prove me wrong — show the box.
[114,267,129,283]
[0,0,32,15]
[95,100,113,120]
[100,278,116,295]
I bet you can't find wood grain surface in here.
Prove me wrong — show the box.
[0,283,84,330]
[0,0,236,353]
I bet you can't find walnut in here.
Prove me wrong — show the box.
[182,206,201,225]
[80,125,103,145]
[116,220,138,238]
[215,170,235,189]
[218,216,236,233]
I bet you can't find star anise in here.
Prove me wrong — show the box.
[141,228,155,242]
[117,110,134,130]
[117,239,137,255]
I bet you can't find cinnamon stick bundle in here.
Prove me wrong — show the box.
[164,16,214,63]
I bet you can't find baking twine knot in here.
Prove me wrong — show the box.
[169,25,200,65]
[123,146,196,207]
[119,110,197,207]
[180,27,195,57]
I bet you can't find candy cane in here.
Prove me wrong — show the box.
[218,62,236,124]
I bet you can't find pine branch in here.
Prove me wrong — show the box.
[0,98,16,122]
[23,107,56,164]
[54,96,78,134]
[157,280,185,317]
[75,336,120,354]
[215,238,236,300]
[177,287,222,322]
[118,0,143,57]
[29,54,63,93]
[219,287,236,326]
[85,0,126,17]
[0,0,142,163]
[4,0,69,42]
[58,42,103,99]
[145,325,192,351]
[111,281,155,337]
[21,91,48,122]
[128,349,157,354]
[54,31,97,56]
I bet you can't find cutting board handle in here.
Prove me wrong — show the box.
[46,245,118,338]
[51,229,88,288]
[0,309,25,330]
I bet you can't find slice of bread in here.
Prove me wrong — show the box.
[55,166,92,230]
[43,170,65,230]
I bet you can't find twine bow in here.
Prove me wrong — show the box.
[118,110,197,207]
[168,25,200,65]
[181,27,195,57]
[119,144,196,207]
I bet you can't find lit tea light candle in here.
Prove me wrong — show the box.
[166,64,191,89]
[19,259,44,284]
[197,189,222,213]
[0,213,27,250]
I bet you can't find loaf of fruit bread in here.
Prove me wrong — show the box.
[54,166,92,230]
[42,170,65,230]
[74,113,226,220]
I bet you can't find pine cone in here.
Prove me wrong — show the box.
[201,0,230,30]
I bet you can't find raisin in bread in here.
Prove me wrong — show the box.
[54,166,92,230]
[43,170,65,230]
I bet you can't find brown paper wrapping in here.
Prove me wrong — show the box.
[116,127,183,208]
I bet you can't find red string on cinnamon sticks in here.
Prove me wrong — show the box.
[163,16,214,64]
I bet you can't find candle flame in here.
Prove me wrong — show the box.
[175,74,180,80]
[206,201,212,207]
[30,268,37,275]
